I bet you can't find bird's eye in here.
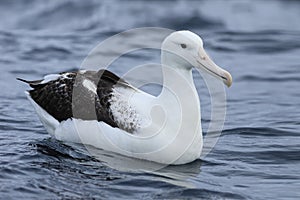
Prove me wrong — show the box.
[180,43,187,49]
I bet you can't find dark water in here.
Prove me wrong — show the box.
[1,0,300,199]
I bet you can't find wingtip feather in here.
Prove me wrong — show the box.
[17,78,30,84]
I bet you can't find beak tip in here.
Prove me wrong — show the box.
[224,71,233,88]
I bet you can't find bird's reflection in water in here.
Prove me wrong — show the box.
[35,138,202,188]
[82,143,202,188]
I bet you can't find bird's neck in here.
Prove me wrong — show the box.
[145,57,203,161]
[157,57,202,134]
[160,56,198,102]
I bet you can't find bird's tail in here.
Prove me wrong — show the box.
[17,78,31,84]
[17,78,43,88]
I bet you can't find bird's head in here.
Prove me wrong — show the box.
[161,30,232,87]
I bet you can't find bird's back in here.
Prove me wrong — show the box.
[19,69,147,133]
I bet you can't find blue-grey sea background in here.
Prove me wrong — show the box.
[1,0,300,199]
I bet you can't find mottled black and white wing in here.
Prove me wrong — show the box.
[18,69,138,133]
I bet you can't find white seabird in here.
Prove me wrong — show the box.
[18,31,232,165]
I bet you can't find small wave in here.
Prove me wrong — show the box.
[33,139,92,161]
[21,46,72,62]
[158,15,224,30]
[211,30,300,54]
[222,127,299,137]
[236,75,300,83]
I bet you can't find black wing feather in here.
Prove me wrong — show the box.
[19,69,129,129]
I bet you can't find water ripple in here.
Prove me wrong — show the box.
[1,0,300,199]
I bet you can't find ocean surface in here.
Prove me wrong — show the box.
[1,0,300,199]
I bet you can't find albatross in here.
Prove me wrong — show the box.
[18,31,232,165]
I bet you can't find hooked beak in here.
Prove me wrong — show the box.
[195,48,232,87]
